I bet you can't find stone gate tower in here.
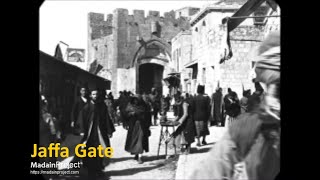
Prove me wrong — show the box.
[87,7,199,97]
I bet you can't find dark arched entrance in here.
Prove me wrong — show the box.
[138,63,164,94]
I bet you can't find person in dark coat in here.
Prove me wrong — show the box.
[224,88,241,127]
[211,87,224,126]
[78,88,115,179]
[125,95,151,164]
[247,81,264,112]
[117,91,130,129]
[149,88,161,126]
[170,92,196,154]
[71,86,88,135]
[105,95,118,126]
[192,85,211,146]
[108,92,114,104]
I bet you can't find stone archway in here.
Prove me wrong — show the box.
[132,38,172,95]
[131,38,172,67]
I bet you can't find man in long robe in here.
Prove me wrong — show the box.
[211,87,224,126]
[78,88,115,179]
[192,85,211,146]
[71,86,88,135]
[124,96,151,164]
[149,88,161,126]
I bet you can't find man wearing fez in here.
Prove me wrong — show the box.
[78,87,115,179]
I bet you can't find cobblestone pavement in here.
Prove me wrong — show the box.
[42,124,226,180]
[105,124,179,180]
[51,123,179,180]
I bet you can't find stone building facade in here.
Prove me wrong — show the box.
[171,30,193,94]
[87,8,200,97]
[175,7,200,19]
[87,1,280,98]
[263,4,280,37]
[172,1,280,98]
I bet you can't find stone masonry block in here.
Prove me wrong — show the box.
[133,10,145,24]
[148,11,160,17]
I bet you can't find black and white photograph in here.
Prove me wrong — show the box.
[38,0,280,179]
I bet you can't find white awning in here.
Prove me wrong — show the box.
[184,60,198,68]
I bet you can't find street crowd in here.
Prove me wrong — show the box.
[39,31,280,180]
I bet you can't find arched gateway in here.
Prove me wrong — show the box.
[131,38,172,95]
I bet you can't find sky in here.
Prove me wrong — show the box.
[40,0,213,56]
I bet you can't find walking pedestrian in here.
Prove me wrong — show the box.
[78,87,115,179]
[71,86,88,135]
[192,85,211,146]
[117,91,130,129]
[211,87,224,126]
[125,95,151,164]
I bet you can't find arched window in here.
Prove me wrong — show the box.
[202,21,206,26]
[195,27,198,32]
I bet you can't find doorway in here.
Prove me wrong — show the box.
[138,63,164,94]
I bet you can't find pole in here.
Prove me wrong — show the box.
[59,41,69,47]
[226,15,280,20]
